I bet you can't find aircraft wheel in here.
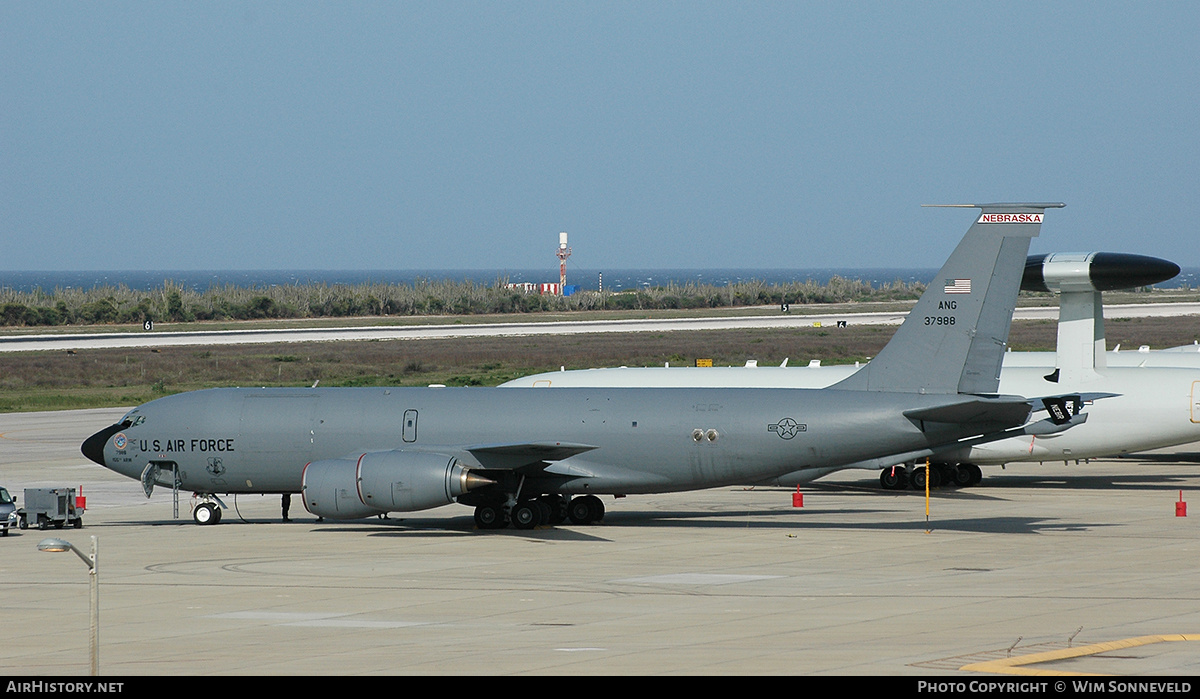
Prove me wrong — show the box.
[951,464,974,487]
[539,494,567,524]
[567,497,590,524]
[511,502,541,530]
[587,496,605,522]
[965,464,983,486]
[535,500,553,526]
[880,467,907,490]
[474,504,506,529]
[568,495,605,524]
[916,465,944,489]
[193,502,219,525]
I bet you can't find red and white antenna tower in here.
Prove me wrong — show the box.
[556,231,572,291]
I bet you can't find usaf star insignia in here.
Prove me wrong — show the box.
[768,418,806,439]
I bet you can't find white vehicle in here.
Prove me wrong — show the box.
[0,488,17,537]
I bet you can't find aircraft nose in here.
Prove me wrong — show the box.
[81,422,127,466]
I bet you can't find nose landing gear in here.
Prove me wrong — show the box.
[192,499,222,525]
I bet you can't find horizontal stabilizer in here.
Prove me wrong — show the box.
[465,441,598,470]
[903,399,1031,426]
[902,391,1114,429]
[838,412,1090,471]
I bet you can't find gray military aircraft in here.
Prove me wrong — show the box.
[503,251,1196,490]
[83,203,1080,528]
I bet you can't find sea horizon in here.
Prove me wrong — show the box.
[0,267,1196,294]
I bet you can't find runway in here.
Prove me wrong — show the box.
[2,408,1199,675]
[2,301,1199,352]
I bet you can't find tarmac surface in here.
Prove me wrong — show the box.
[2,301,1199,352]
[2,408,1200,676]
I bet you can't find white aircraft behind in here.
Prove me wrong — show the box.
[503,251,1199,489]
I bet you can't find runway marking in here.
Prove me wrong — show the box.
[615,573,781,585]
[958,634,1200,675]
[282,619,427,629]
[0,431,43,442]
[209,611,339,621]
[208,611,426,628]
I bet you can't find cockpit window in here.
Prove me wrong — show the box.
[119,412,145,428]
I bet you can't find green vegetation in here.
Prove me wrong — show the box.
[0,277,927,327]
[0,313,1165,414]
[0,278,1196,413]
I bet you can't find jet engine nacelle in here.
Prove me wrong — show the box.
[1022,252,1179,293]
[301,450,493,520]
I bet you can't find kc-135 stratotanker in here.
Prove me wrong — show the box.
[83,203,1092,529]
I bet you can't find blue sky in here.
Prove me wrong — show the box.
[2,2,1197,271]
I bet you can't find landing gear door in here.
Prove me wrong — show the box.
[141,463,159,498]
[403,410,418,443]
[140,461,179,498]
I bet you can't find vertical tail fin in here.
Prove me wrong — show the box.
[833,202,1064,394]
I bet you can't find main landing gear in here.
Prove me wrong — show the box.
[473,494,605,530]
[879,462,982,491]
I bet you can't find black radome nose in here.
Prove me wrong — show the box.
[1088,252,1180,291]
[81,422,126,466]
[1022,252,1180,292]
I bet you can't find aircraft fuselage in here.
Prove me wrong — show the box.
[94,385,1026,497]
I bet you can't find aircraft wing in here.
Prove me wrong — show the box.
[463,442,599,471]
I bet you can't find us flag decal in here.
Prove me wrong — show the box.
[944,279,971,294]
